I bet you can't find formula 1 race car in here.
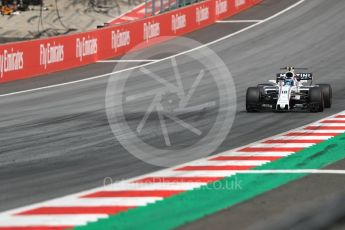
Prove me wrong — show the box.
[246,66,332,112]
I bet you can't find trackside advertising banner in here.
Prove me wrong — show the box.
[0,0,261,83]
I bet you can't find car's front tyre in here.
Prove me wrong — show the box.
[246,87,261,112]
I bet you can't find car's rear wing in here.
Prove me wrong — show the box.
[276,73,313,81]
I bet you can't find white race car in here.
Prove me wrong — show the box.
[246,66,332,112]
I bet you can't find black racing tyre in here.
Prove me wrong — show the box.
[246,87,261,112]
[309,87,324,112]
[316,84,332,108]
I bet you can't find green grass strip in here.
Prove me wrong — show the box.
[76,132,345,230]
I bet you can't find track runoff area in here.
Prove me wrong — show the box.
[1,0,345,229]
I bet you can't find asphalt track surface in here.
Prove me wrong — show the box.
[1,1,345,229]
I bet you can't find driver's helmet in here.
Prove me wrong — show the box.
[284,79,294,86]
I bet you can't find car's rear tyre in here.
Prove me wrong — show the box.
[316,84,332,108]
[309,87,324,113]
[246,87,261,112]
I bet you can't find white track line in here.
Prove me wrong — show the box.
[231,170,345,175]
[252,143,315,148]
[150,170,237,177]
[0,215,107,226]
[219,151,293,157]
[0,0,305,98]
[313,123,345,127]
[101,182,205,191]
[323,118,345,120]
[97,59,159,63]
[270,136,331,140]
[216,20,263,23]
[288,130,345,133]
[182,160,269,166]
[45,197,161,207]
